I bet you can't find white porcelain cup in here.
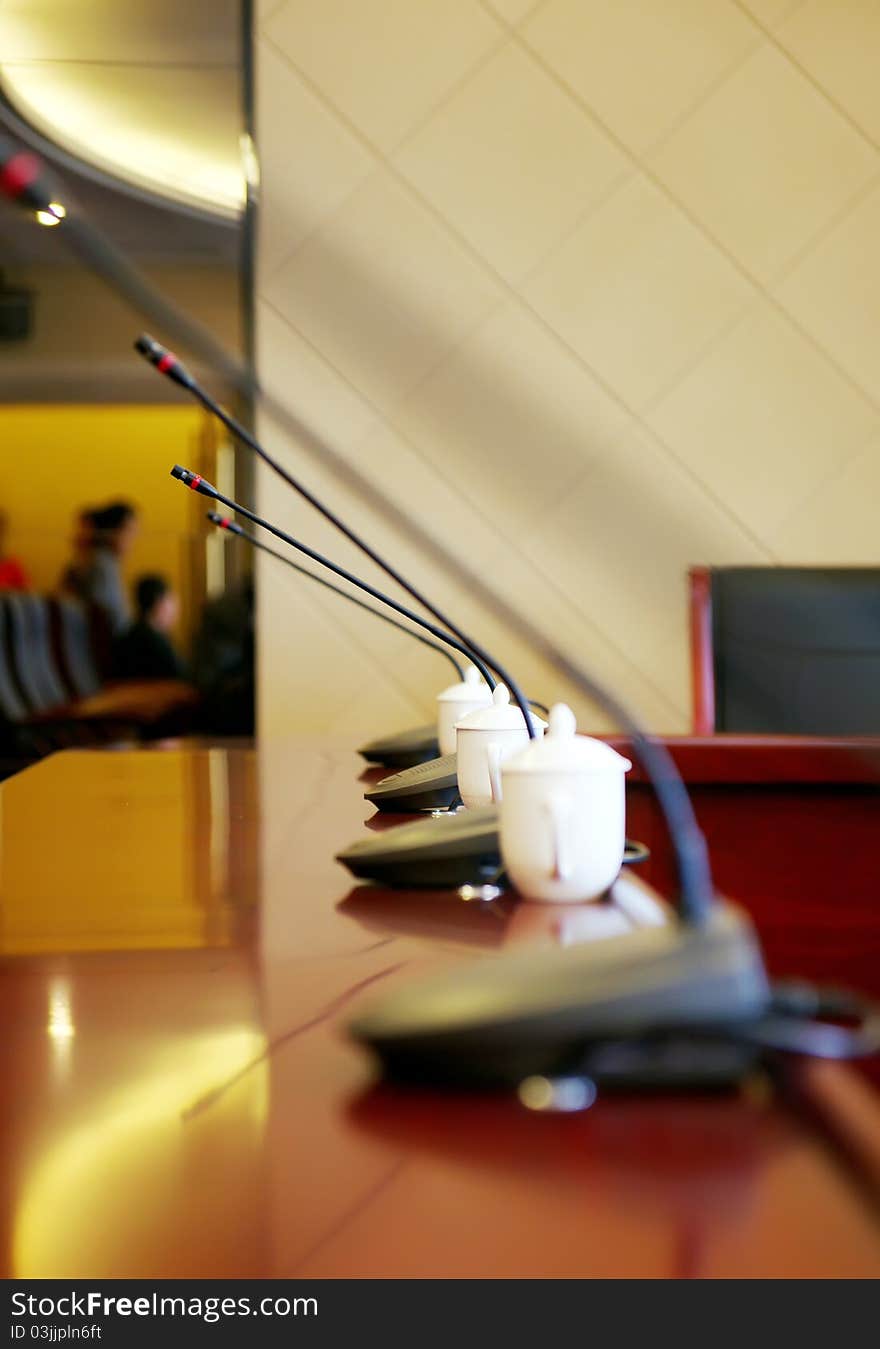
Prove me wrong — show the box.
[436,665,492,756]
[499,704,631,903]
[455,685,546,809]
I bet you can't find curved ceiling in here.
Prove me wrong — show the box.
[0,0,246,220]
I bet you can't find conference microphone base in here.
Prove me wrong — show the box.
[336,807,650,889]
[347,904,771,1088]
[364,753,460,812]
[358,723,439,770]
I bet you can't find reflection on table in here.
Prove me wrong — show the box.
[0,740,877,1279]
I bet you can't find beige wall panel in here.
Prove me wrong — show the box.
[522,0,758,155]
[772,433,880,563]
[256,1,880,740]
[650,44,877,284]
[523,176,753,410]
[268,172,504,415]
[518,423,769,671]
[648,306,877,539]
[736,0,806,29]
[774,185,880,404]
[391,302,633,533]
[256,39,374,278]
[395,43,628,284]
[482,0,541,26]
[262,0,500,152]
[776,1,880,145]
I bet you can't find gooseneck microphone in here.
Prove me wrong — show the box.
[206,511,464,681]
[172,466,497,689]
[140,336,537,742]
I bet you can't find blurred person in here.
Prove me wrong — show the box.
[58,507,96,597]
[0,510,31,590]
[114,573,186,682]
[60,500,139,636]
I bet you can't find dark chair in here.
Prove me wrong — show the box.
[0,601,30,723]
[0,599,78,771]
[689,566,880,734]
[49,597,102,700]
[2,593,68,713]
[0,594,197,770]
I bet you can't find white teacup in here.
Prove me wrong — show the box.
[436,664,492,757]
[455,685,546,810]
[499,703,631,903]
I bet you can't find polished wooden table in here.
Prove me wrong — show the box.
[0,742,878,1279]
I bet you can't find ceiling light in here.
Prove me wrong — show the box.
[2,63,244,219]
[35,200,65,227]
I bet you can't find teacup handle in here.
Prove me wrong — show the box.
[543,791,573,880]
[486,742,504,804]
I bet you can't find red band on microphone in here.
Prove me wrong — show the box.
[157,352,177,374]
[0,152,43,200]
[219,517,230,529]
[188,474,203,492]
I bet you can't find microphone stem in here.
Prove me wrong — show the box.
[188,385,537,739]
[217,520,464,681]
[201,486,497,690]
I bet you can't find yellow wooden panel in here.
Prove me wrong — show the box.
[0,750,223,953]
[0,404,216,644]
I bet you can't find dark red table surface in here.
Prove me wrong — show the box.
[0,741,877,1278]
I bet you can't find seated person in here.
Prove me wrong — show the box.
[114,574,186,682]
[61,501,139,638]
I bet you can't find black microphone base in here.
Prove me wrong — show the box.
[568,1030,761,1091]
[347,904,771,1088]
[338,807,500,888]
[364,753,460,812]
[373,1030,762,1092]
[358,723,439,769]
[337,807,650,889]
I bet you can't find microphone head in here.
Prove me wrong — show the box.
[169,465,218,499]
[135,333,194,388]
[0,138,53,210]
[207,511,242,535]
[134,334,163,362]
[0,138,52,211]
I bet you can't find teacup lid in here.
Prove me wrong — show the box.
[455,684,548,733]
[502,703,632,773]
[437,664,492,704]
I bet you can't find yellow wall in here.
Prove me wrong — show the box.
[0,404,215,645]
[254,0,880,738]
